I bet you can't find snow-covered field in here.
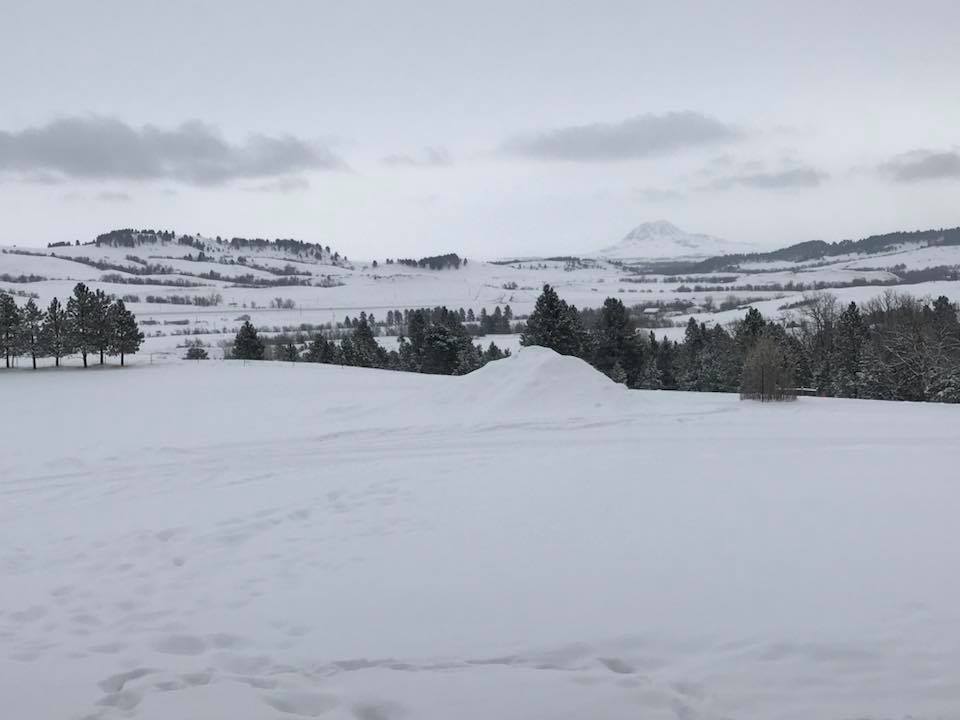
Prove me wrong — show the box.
[3,349,960,719]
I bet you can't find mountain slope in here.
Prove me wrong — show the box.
[589,221,753,260]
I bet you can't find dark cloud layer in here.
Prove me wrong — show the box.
[708,166,826,190]
[879,150,960,182]
[381,146,452,167]
[501,111,742,162]
[0,116,344,184]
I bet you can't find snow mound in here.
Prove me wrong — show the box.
[452,346,634,419]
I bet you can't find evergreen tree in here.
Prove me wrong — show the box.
[591,297,641,380]
[280,341,300,362]
[108,300,144,366]
[735,307,765,351]
[348,319,387,368]
[185,346,209,360]
[40,297,70,367]
[92,289,112,365]
[655,336,679,389]
[608,361,627,384]
[521,284,587,357]
[482,341,508,362]
[406,310,428,364]
[699,325,740,391]
[0,292,22,368]
[832,301,867,397]
[638,336,663,389]
[420,323,463,374]
[232,320,265,360]
[66,282,96,368]
[304,334,339,363]
[680,318,706,390]
[20,299,44,370]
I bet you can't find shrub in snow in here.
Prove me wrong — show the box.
[740,337,797,402]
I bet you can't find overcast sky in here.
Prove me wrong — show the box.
[2,0,959,257]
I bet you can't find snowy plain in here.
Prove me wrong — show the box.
[3,348,960,719]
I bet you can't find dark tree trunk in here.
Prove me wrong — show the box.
[121,353,125,367]
[32,353,36,370]
[55,355,60,367]
[82,351,88,368]
[100,349,105,365]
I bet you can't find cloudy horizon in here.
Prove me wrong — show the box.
[2,1,959,258]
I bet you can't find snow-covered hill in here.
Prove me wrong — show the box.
[2,224,960,364]
[3,351,960,719]
[588,220,754,260]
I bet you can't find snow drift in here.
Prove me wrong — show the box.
[447,346,633,420]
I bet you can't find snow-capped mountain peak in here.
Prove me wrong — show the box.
[590,221,753,260]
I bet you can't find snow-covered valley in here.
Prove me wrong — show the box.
[4,225,960,362]
[3,350,960,719]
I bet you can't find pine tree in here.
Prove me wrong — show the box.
[420,323,462,374]
[521,284,587,357]
[40,297,70,367]
[0,292,22,368]
[482,341,507,362]
[66,282,96,368]
[232,320,265,360]
[735,307,765,351]
[305,334,338,363]
[591,297,639,378]
[91,289,113,365]
[349,319,386,368]
[280,342,300,362]
[608,361,627,384]
[636,332,663,389]
[832,301,867,397]
[20,299,44,370]
[108,300,144,366]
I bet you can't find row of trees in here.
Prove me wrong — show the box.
[230,306,509,375]
[520,285,960,403]
[0,284,143,369]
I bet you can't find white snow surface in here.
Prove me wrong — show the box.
[589,221,755,259]
[3,350,960,719]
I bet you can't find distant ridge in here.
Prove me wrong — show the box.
[588,221,754,260]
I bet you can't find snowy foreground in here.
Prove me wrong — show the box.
[3,349,960,720]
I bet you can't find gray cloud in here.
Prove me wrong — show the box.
[879,149,960,182]
[381,146,452,167]
[707,166,827,190]
[97,191,132,202]
[245,176,311,193]
[501,111,742,162]
[0,116,345,185]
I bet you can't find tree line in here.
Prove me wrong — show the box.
[228,306,508,375]
[520,284,960,403]
[0,283,144,369]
